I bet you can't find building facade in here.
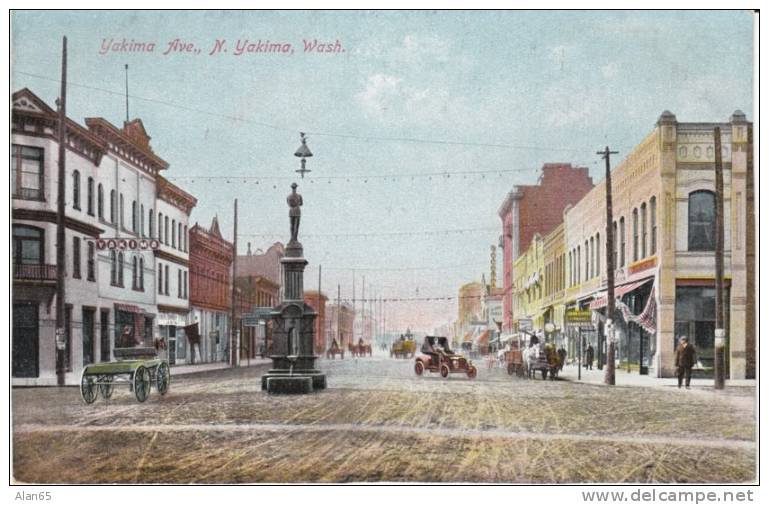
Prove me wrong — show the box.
[325,303,355,348]
[154,175,197,365]
[304,291,328,354]
[497,163,594,333]
[507,111,754,379]
[189,216,233,363]
[12,88,198,384]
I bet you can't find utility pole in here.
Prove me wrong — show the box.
[230,199,238,367]
[714,127,726,389]
[55,36,68,386]
[598,146,619,386]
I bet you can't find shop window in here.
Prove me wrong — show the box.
[688,190,716,251]
[675,286,730,369]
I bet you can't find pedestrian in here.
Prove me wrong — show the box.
[585,344,594,370]
[557,347,567,370]
[675,335,697,389]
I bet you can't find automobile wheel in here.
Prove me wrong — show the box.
[467,366,477,379]
[415,361,424,376]
[440,364,450,378]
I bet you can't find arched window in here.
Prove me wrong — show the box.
[632,208,639,262]
[619,217,626,267]
[164,216,169,244]
[158,261,163,295]
[172,219,176,248]
[12,225,44,265]
[132,256,138,289]
[568,251,572,287]
[596,232,600,275]
[139,257,144,290]
[149,209,154,238]
[140,204,145,236]
[118,252,124,287]
[132,201,137,233]
[688,190,716,251]
[97,184,104,219]
[158,213,164,243]
[110,190,116,223]
[584,240,589,282]
[87,177,95,215]
[72,170,81,210]
[120,194,125,228]
[110,250,117,285]
[184,225,188,251]
[641,202,647,258]
[650,197,657,255]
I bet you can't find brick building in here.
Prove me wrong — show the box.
[497,163,594,333]
[189,216,233,363]
[304,291,328,354]
[235,242,284,357]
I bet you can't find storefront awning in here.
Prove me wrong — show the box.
[588,278,653,310]
[115,303,146,314]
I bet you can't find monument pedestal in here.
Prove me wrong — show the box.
[259,197,326,394]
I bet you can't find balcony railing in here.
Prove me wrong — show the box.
[13,263,57,282]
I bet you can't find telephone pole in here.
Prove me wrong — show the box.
[714,127,726,389]
[230,199,238,367]
[598,146,619,386]
[55,36,68,386]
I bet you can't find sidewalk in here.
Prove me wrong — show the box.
[170,358,271,377]
[558,363,755,388]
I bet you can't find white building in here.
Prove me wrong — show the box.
[12,88,196,385]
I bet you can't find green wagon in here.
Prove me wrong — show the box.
[80,347,170,404]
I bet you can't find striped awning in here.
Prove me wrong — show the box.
[588,278,653,310]
[115,303,145,314]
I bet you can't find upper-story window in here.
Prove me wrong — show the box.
[110,190,116,223]
[12,225,43,265]
[132,201,138,233]
[11,145,44,201]
[72,170,81,210]
[118,251,125,287]
[688,190,716,251]
[184,225,188,252]
[619,217,626,267]
[72,236,81,279]
[164,216,169,244]
[149,209,155,239]
[171,219,176,248]
[87,242,96,281]
[110,250,117,286]
[140,204,145,237]
[97,184,104,220]
[87,177,95,216]
[158,213,164,243]
[119,194,125,229]
[641,202,648,258]
[596,233,600,275]
[632,208,639,262]
[650,197,657,255]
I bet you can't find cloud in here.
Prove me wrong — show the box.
[393,34,452,65]
[600,62,620,79]
[356,73,404,117]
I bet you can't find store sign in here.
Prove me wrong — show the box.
[517,318,533,331]
[157,312,187,326]
[566,309,593,324]
[94,238,160,251]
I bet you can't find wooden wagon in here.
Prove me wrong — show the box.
[80,347,170,404]
[326,339,345,359]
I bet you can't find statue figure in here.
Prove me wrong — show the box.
[287,183,303,243]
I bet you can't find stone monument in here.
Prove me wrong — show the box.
[261,182,327,394]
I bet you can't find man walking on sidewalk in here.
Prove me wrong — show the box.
[675,335,697,389]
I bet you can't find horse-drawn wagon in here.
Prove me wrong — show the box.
[326,338,345,359]
[80,347,170,404]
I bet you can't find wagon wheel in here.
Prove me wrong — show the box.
[541,369,548,380]
[133,365,151,402]
[98,375,114,400]
[415,361,425,376]
[156,362,170,395]
[440,364,450,378]
[80,369,97,405]
[467,366,477,379]
[507,362,515,376]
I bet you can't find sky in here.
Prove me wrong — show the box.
[10,10,755,333]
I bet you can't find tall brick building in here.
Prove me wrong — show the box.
[497,163,594,333]
[189,216,233,363]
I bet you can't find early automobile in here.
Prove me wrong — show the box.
[390,330,416,358]
[414,336,477,379]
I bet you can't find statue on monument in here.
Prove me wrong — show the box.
[288,183,303,243]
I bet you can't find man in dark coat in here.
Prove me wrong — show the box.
[675,335,697,389]
[585,344,594,370]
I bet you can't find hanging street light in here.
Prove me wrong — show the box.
[294,132,313,178]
